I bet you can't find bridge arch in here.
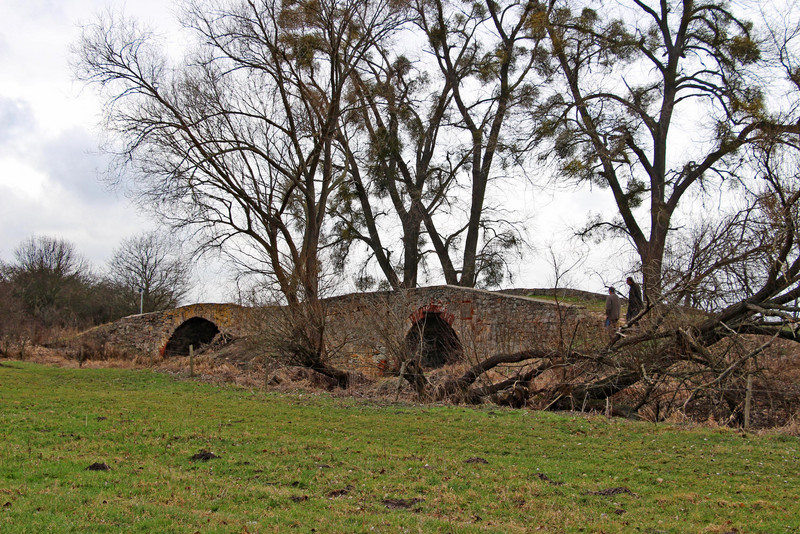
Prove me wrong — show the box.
[164,317,220,356]
[405,304,463,368]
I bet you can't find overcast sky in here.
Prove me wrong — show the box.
[0,0,235,300]
[0,0,174,259]
[0,0,629,301]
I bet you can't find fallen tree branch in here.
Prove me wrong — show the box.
[451,349,559,389]
[551,370,643,411]
[469,361,554,399]
[681,330,781,411]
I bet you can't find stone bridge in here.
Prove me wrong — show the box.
[85,303,254,357]
[87,285,602,375]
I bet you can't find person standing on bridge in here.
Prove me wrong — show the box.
[605,287,621,338]
[625,277,643,323]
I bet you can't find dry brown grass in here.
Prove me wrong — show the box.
[6,327,800,432]
[770,413,800,436]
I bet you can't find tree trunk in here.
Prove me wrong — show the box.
[401,359,430,398]
[400,201,424,288]
[640,238,666,302]
[552,370,642,411]
[311,362,350,389]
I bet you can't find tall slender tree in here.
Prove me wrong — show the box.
[417,0,549,287]
[330,0,550,289]
[538,0,799,298]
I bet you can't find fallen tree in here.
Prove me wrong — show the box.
[392,147,800,425]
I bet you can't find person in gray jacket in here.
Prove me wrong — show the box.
[605,287,621,336]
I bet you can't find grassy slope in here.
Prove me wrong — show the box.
[1,362,798,533]
[525,294,608,314]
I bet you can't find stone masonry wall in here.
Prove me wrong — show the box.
[82,303,253,357]
[82,285,601,374]
[323,286,598,376]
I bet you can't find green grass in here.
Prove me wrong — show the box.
[1,362,799,533]
[527,294,608,314]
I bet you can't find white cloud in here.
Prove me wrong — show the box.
[37,128,112,202]
[0,98,36,151]
[0,157,49,200]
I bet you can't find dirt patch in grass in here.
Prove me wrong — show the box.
[190,450,219,461]
[586,487,636,497]
[534,473,565,486]
[382,498,424,510]
[86,462,110,471]
[327,487,352,498]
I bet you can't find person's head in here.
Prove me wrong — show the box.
[608,287,616,294]
[626,277,634,286]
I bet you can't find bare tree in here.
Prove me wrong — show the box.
[107,231,192,313]
[549,138,800,420]
[416,0,548,288]
[5,236,92,326]
[77,0,406,301]
[12,235,88,280]
[76,0,405,386]
[0,264,30,357]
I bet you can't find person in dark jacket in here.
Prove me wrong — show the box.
[626,276,643,322]
[605,287,621,336]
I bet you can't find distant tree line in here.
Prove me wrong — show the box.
[0,233,191,349]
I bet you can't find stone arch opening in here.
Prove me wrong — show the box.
[164,317,220,356]
[405,312,463,368]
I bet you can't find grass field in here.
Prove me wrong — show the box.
[1,362,799,533]
[525,294,608,314]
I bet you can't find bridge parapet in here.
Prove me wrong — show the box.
[82,286,600,371]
